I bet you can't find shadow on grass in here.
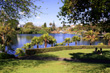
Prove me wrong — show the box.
[18,54,59,60]
[0,54,59,72]
[64,51,110,64]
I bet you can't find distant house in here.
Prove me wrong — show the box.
[70,25,75,28]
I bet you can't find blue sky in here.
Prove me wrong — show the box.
[19,0,65,27]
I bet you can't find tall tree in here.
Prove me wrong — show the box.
[44,22,47,28]
[49,23,53,27]
[52,21,56,30]
[58,0,110,25]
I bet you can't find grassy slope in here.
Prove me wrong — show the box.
[1,49,110,73]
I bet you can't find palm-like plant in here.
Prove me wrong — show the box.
[48,36,57,47]
[31,36,43,48]
[103,33,110,45]
[22,43,32,50]
[41,33,50,48]
[72,36,80,45]
[83,30,98,45]
[64,38,71,46]
[15,48,25,57]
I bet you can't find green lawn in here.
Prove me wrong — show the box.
[1,49,110,73]
[42,49,110,58]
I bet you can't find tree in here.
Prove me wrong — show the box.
[83,30,98,45]
[72,36,80,45]
[0,23,16,52]
[15,48,25,57]
[24,22,34,28]
[64,38,71,46]
[0,0,41,19]
[41,33,54,48]
[43,22,47,28]
[58,0,110,25]
[48,36,57,47]
[49,23,53,27]
[31,36,43,48]
[103,33,110,45]
[22,43,32,50]
[5,19,19,30]
[52,21,56,30]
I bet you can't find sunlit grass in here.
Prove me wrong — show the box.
[43,49,110,58]
[1,49,110,73]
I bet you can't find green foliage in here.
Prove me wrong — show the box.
[22,43,32,50]
[58,0,110,24]
[103,33,110,40]
[64,38,71,46]
[26,45,110,55]
[24,22,34,29]
[0,53,15,59]
[83,30,98,45]
[72,36,80,42]
[55,42,65,46]
[98,43,105,45]
[72,36,81,45]
[0,44,5,52]
[0,23,16,52]
[48,36,57,46]
[6,19,19,30]
[15,48,25,56]
[0,0,41,19]
[31,36,43,48]
[43,22,47,28]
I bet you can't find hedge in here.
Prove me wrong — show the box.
[0,53,15,59]
[26,45,110,55]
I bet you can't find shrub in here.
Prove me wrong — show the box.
[0,53,15,59]
[26,45,110,55]
[0,44,5,52]
[98,43,105,45]
[15,48,25,57]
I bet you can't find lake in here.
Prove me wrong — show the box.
[8,33,107,54]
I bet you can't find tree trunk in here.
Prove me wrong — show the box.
[44,39,47,48]
[90,42,92,45]
[75,41,77,45]
[51,44,53,47]
[37,44,39,48]
[68,43,69,46]
[108,39,110,45]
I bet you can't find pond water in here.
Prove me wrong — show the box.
[8,34,107,54]
[12,34,107,48]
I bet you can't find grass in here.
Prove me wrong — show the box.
[42,49,110,58]
[1,49,110,73]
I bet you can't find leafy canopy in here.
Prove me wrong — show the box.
[0,0,41,19]
[58,0,110,24]
[83,30,98,43]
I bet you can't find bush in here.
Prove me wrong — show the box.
[26,45,110,55]
[98,43,105,45]
[0,44,5,52]
[0,53,15,59]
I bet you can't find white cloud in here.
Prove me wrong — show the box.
[36,16,41,19]
[19,12,25,15]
